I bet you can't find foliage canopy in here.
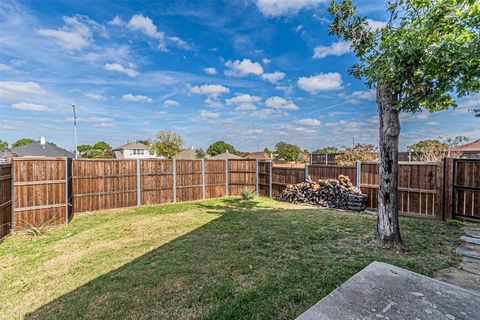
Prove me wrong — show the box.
[336,143,378,165]
[0,140,8,151]
[207,141,237,156]
[329,0,480,112]
[12,138,35,148]
[153,130,184,159]
[274,142,301,162]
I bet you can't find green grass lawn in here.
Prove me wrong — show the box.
[0,197,463,320]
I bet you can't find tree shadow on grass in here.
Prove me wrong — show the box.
[24,204,461,320]
[198,197,266,211]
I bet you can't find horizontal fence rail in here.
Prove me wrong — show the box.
[263,161,447,220]
[1,157,478,237]
[4,158,259,233]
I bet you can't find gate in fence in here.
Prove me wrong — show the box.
[452,158,480,221]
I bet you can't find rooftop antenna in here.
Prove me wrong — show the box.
[72,104,78,158]
[40,136,46,149]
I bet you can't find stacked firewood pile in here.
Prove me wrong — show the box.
[278,175,367,211]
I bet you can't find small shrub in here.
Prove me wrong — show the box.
[22,219,55,239]
[240,189,255,201]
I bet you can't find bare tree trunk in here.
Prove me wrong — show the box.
[375,84,405,250]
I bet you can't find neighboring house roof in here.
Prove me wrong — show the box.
[175,147,197,160]
[11,142,75,158]
[0,149,12,158]
[247,151,271,160]
[112,150,124,159]
[451,139,480,151]
[210,151,243,159]
[113,142,150,150]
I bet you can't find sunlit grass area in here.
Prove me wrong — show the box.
[0,197,462,320]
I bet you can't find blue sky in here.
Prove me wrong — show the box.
[0,0,478,152]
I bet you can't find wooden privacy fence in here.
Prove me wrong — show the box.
[449,158,480,221]
[265,160,473,220]
[73,158,258,213]
[13,158,72,230]
[0,164,12,238]
[359,161,442,219]
[3,158,259,234]
[1,157,478,238]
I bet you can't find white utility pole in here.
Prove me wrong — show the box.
[72,104,78,158]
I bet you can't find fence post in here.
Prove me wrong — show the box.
[136,159,141,207]
[356,160,361,188]
[255,159,259,197]
[305,163,309,182]
[173,159,177,203]
[269,161,273,198]
[325,154,328,165]
[225,159,229,196]
[65,158,69,224]
[10,160,14,237]
[202,159,206,200]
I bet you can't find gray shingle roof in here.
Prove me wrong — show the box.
[11,142,75,158]
[210,152,243,159]
[113,142,150,150]
[175,148,197,160]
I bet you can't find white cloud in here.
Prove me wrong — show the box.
[248,129,263,134]
[0,63,12,71]
[190,84,230,96]
[276,85,294,95]
[104,63,139,77]
[326,120,348,127]
[262,71,285,83]
[127,14,164,39]
[0,81,47,100]
[37,16,95,50]
[400,112,429,122]
[366,19,387,31]
[236,103,257,111]
[108,15,124,26]
[313,41,351,59]
[125,14,189,51]
[457,93,480,109]
[204,67,217,75]
[64,116,113,123]
[1,124,14,130]
[84,92,106,101]
[190,85,229,108]
[251,108,276,119]
[225,59,263,77]
[122,93,153,102]
[12,102,51,112]
[280,123,317,135]
[255,0,327,17]
[347,89,376,104]
[226,93,262,105]
[167,36,191,50]
[296,118,321,126]
[265,96,299,110]
[199,109,220,119]
[164,99,180,107]
[298,73,343,92]
[262,58,271,65]
[94,122,116,128]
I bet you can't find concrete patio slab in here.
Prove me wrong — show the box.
[461,235,480,245]
[462,257,480,276]
[296,261,480,320]
[456,245,480,260]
